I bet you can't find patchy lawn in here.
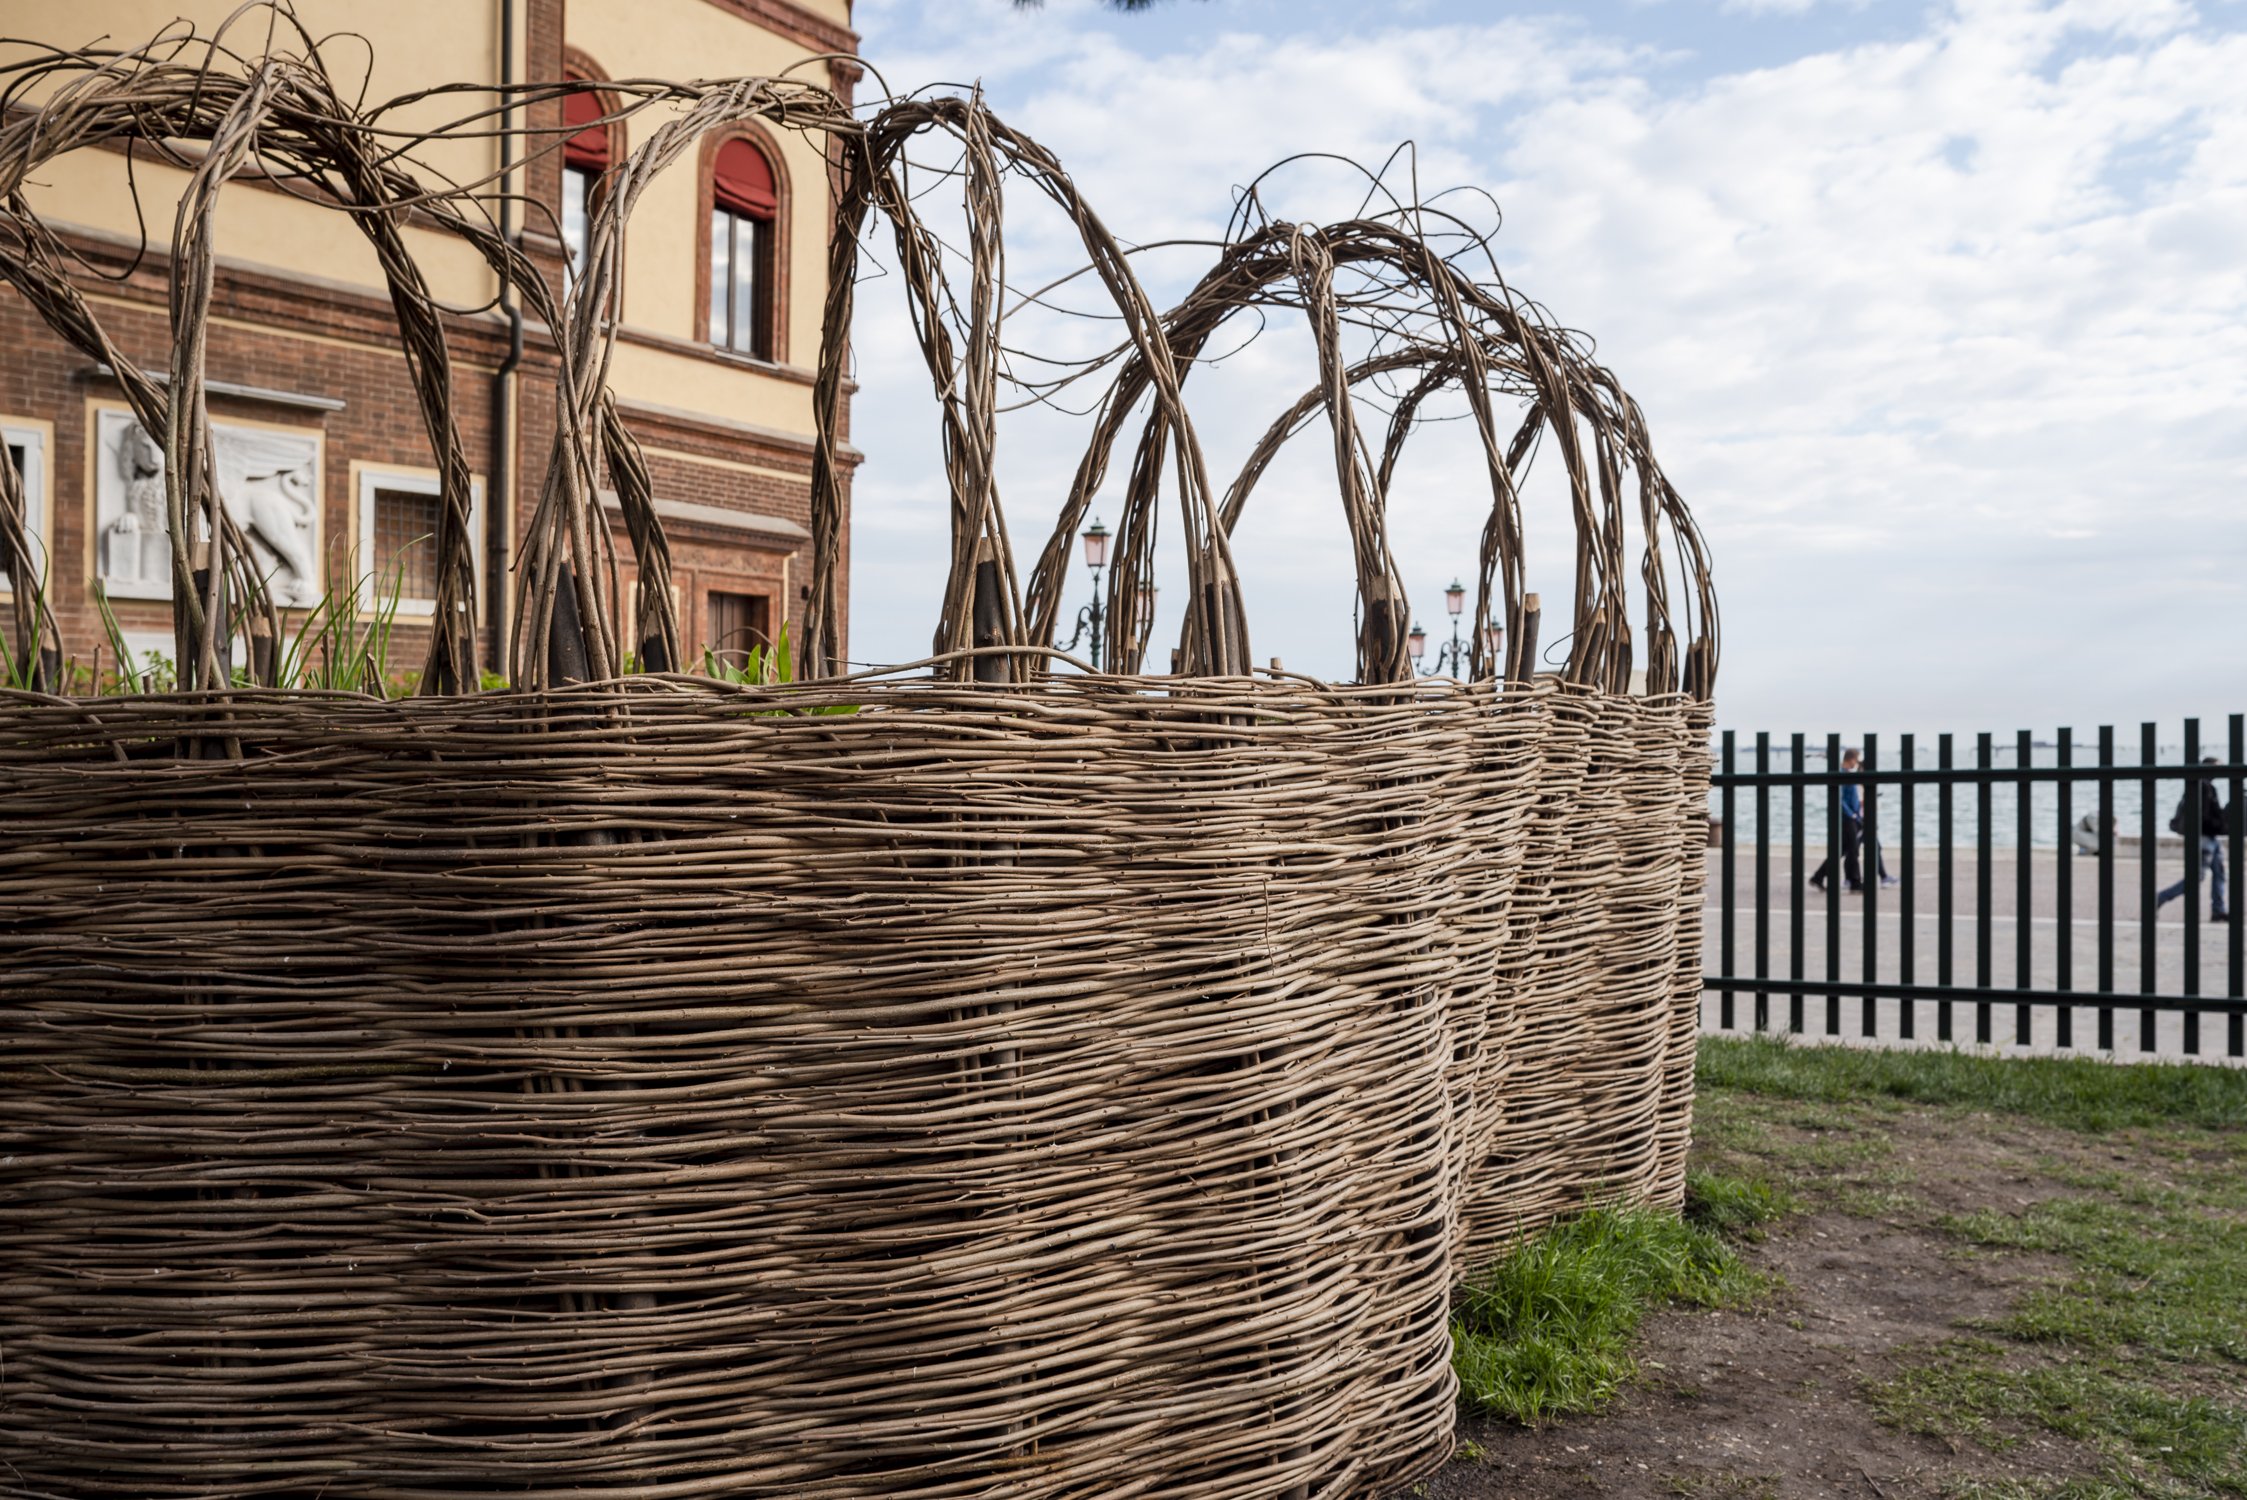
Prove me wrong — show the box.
[1401,1037,2247,1500]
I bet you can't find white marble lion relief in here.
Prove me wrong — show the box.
[95,410,322,608]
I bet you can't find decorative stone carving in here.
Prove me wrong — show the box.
[94,410,322,607]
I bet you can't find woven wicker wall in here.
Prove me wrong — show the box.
[0,19,1719,1496]
[0,677,1707,1499]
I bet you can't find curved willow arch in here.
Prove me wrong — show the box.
[805,96,1250,680]
[1027,221,1565,683]
[1219,342,1536,683]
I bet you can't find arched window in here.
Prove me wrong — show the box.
[560,81,611,288]
[707,137,776,359]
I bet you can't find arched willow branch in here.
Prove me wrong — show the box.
[806,95,1248,679]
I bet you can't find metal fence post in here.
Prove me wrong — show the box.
[1900,732,1916,1040]
[1826,731,1843,1035]
[2056,727,2073,1050]
[2016,728,2033,1047]
[1754,731,1770,1034]
[2230,713,2244,1059]
[1938,732,1955,1043]
[1863,732,1880,1039]
[2098,725,2115,1052]
[1976,731,1993,1045]
[1720,729,1736,1031]
[1791,732,1806,1033]
[2184,717,2202,1055]
[2141,721,2157,1052]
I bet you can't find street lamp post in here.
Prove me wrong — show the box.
[1443,578,1465,675]
[1409,579,1501,679]
[1062,518,1110,670]
[1413,578,1472,677]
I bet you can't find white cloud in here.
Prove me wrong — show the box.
[846,0,2247,734]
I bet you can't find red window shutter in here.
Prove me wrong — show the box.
[713,138,776,218]
[563,87,609,171]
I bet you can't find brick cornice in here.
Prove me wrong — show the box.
[29,222,550,368]
[614,323,831,390]
[692,0,859,56]
[618,394,863,466]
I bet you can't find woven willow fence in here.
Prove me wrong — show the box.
[0,15,1715,1500]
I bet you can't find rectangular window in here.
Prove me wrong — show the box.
[706,589,770,669]
[371,487,442,602]
[708,207,767,358]
[1,441,24,585]
[2,425,47,594]
[562,165,593,290]
[356,468,481,617]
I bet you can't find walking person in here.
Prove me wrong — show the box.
[1809,747,1866,892]
[2155,757,2230,920]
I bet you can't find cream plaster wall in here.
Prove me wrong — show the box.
[605,338,816,433]
[0,1,506,307]
[2,0,850,438]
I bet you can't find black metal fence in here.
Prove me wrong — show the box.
[1706,715,2246,1059]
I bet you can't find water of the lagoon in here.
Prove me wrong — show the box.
[1706,736,2227,852]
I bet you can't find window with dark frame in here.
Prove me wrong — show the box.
[1,440,25,585]
[561,83,610,289]
[370,486,442,602]
[707,137,776,359]
[706,590,771,670]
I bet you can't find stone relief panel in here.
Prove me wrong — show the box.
[94,409,323,608]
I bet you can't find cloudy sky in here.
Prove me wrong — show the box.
[841,0,2247,738]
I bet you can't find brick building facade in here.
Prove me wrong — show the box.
[0,0,859,685]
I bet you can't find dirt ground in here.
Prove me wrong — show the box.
[1398,1090,2243,1499]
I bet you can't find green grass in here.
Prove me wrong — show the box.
[1691,1083,1928,1220]
[1440,1040,2247,1477]
[1943,1168,2247,1366]
[37,566,413,696]
[1699,1034,2247,1133]
[1872,1341,2247,1497]
[1681,1166,1797,1239]
[11,564,836,701]
[1449,1173,1781,1424]
[1690,1036,2247,1496]
[698,623,858,713]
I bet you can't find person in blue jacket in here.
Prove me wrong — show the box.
[1809,747,1867,893]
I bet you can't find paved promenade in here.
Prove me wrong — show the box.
[1700,846,2244,1064]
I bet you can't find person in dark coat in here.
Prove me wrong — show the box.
[2155,757,2230,920]
[1809,747,1866,893]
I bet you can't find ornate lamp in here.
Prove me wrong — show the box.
[1064,519,1111,670]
